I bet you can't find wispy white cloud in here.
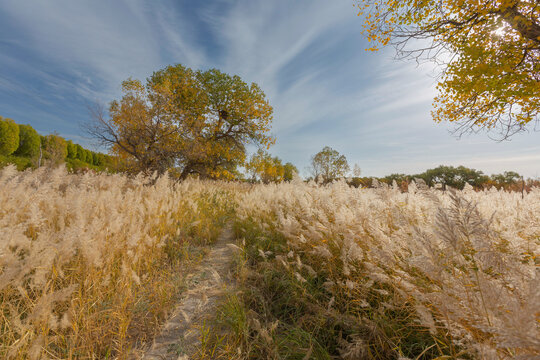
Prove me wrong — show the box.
[0,0,539,177]
[0,0,206,101]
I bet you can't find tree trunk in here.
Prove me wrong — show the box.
[501,5,540,44]
[179,162,195,180]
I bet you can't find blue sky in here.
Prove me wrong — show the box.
[1,0,539,177]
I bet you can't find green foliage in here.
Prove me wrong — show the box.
[152,65,274,179]
[88,151,97,165]
[66,140,78,159]
[367,167,528,191]
[219,222,335,359]
[283,162,298,182]
[491,171,521,186]
[84,150,93,164]
[76,144,85,162]
[64,151,114,172]
[68,145,98,165]
[41,134,67,165]
[0,116,20,156]
[94,153,104,166]
[0,118,113,173]
[310,146,349,183]
[415,165,488,190]
[0,154,34,170]
[381,173,410,185]
[14,124,40,158]
[373,166,491,190]
[347,176,373,188]
[64,158,102,172]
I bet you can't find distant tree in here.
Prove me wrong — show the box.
[84,150,93,164]
[93,153,102,166]
[416,165,488,190]
[381,173,410,185]
[83,151,90,164]
[66,140,78,159]
[75,144,86,162]
[93,152,101,166]
[356,0,540,138]
[87,65,274,178]
[347,177,373,188]
[41,134,67,166]
[283,162,299,182]
[246,149,284,183]
[0,116,20,156]
[310,146,350,183]
[14,124,40,158]
[91,152,99,166]
[491,171,521,187]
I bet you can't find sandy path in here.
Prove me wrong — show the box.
[138,224,235,360]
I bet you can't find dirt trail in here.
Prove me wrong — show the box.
[137,224,236,360]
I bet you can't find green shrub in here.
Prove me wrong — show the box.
[67,140,78,159]
[86,150,94,164]
[94,153,106,167]
[0,116,20,156]
[76,144,85,162]
[0,154,34,170]
[14,124,40,157]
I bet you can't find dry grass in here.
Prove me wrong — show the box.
[2,166,538,359]
[225,179,540,359]
[0,165,234,359]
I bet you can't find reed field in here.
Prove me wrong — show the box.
[224,179,540,360]
[0,165,234,359]
[0,166,538,359]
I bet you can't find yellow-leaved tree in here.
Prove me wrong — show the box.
[88,65,274,178]
[246,149,285,183]
[357,0,540,138]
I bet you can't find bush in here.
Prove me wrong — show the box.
[76,144,86,162]
[0,116,20,156]
[86,150,94,164]
[14,124,41,157]
[0,154,34,170]
[94,153,104,166]
[66,140,78,159]
[93,152,100,165]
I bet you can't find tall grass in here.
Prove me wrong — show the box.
[2,166,538,359]
[0,165,234,359]
[230,179,539,359]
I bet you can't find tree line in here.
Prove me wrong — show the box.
[373,167,533,192]
[305,145,534,192]
[0,116,113,171]
[2,112,533,192]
